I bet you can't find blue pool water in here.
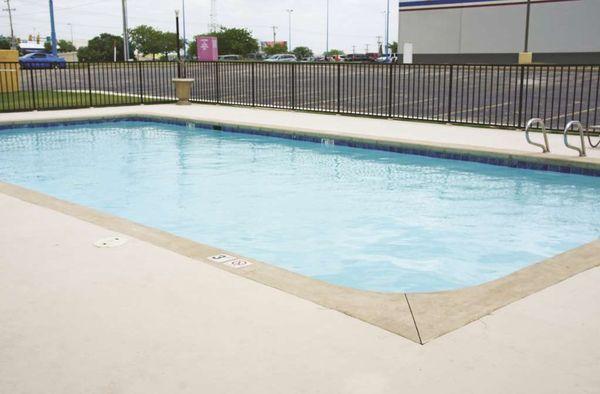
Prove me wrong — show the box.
[0,120,598,292]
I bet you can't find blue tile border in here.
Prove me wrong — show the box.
[1,115,599,177]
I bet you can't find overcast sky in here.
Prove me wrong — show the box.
[1,0,399,54]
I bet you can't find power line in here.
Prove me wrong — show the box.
[14,0,98,17]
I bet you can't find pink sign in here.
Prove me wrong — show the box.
[196,36,218,61]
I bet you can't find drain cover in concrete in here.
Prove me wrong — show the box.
[207,254,236,263]
[94,236,128,248]
[222,259,253,269]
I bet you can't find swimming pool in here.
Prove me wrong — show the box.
[0,119,598,292]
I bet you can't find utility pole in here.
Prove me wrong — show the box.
[68,23,74,44]
[365,44,369,53]
[121,0,130,61]
[325,0,330,55]
[3,0,16,49]
[48,0,58,55]
[286,9,293,51]
[210,0,217,32]
[271,25,278,45]
[376,35,382,55]
[384,0,390,55]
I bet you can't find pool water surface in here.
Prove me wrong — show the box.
[0,120,598,292]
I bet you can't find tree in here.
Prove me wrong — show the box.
[77,33,126,62]
[292,46,313,60]
[130,25,163,60]
[389,41,398,53]
[55,40,76,52]
[187,27,258,58]
[158,31,181,58]
[324,49,344,57]
[43,41,71,52]
[0,36,10,50]
[264,43,287,56]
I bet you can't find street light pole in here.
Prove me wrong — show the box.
[325,0,329,55]
[175,10,181,61]
[384,0,390,55]
[121,0,130,61]
[182,0,187,56]
[286,9,293,51]
[175,9,182,77]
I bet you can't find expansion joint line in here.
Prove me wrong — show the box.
[404,294,423,345]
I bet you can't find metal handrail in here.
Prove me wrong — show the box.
[588,125,600,148]
[563,121,586,157]
[525,118,550,153]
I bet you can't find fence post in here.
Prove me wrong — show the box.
[251,62,256,107]
[28,68,37,110]
[447,64,454,123]
[291,62,296,110]
[87,63,93,107]
[387,64,394,118]
[518,65,525,128]
[337,63,341,114]
[215,61,220,104]
[138,62,144,104]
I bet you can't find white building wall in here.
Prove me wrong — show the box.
[529,0,600,53]
[398,0,600,55]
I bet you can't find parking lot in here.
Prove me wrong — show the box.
[4,62,600,130]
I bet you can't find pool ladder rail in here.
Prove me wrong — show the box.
[563,120,586,157]
[525,118,594,157]
[525,118,550,153]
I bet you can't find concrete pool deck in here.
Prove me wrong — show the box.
[2,103,600,161]
[0,105,600,392]
[1,190,600,393]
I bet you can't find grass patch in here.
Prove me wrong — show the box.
[0,90,173,111]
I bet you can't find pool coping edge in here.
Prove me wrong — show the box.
[1,111,599,344]
[1,112,599,176]
[2,181,598,345]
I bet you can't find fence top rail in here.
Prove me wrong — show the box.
[2,61,599,68]
[0,61,177,65]
[184,61,600,67]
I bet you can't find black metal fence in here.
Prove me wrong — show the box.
[1,61,599,131]
[0,61,178,112]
